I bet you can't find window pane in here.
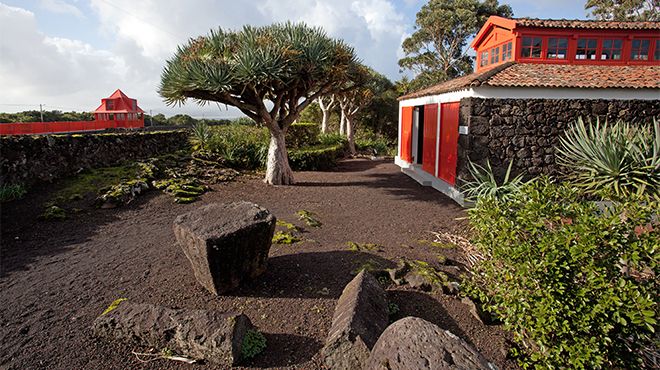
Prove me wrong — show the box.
[533,37,542,47]
[656,40,660,60]
[613,40,622,49]
[521,47,530,58]
[522,37,532,46]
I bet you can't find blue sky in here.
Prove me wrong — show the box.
[0,0,590,117]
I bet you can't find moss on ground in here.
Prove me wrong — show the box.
[296,210,322,227]
[276,220,301,232]
[272,231,301,244]
[53,164,137,202]
[409,260,448,288]
[346,241,382,252]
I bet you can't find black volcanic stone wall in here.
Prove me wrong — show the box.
[1,130,189,187]
[457,97,660,183]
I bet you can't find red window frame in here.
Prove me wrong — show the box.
[480,50,489,67]
[490,46,500,64]
[502,41,512,61]
[546,37,568,59]
[631,39,650,60]
[601,39,623,60]
[576,38,598,60]
[521,36,542,58]
[655,40,660,61]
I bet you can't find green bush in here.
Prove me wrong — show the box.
[286,122,320,148]
[0,183,27,202]
[207,125,269,170]
[556,118,660,198]
[289,144,345,171]
[355,129,396,156]
[466,177,658,369]
[461,159,525,202]
[318,132,347,146]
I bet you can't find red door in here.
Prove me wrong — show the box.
[400,106,413,162]
[439,102,460,185]
[422,104,438,175]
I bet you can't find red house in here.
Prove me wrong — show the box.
[93,89,145,127]
[396,17,660,205]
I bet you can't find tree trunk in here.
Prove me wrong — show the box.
[264,129,294,185]
[339,110,346,135]
[346,115,356,155]
[321,110,329,133]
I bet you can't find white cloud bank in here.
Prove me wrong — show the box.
[0,1,410,117]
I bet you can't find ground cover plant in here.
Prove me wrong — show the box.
[0,184,27,203]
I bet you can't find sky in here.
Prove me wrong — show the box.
[0,0,590,118]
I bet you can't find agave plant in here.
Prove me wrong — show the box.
[190,121,212,150]
[556,117,659,198]
[462,159,525,202]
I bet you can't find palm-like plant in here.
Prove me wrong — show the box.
[159,23,363,185]
[556,117,660,198]
[462,159,525,202]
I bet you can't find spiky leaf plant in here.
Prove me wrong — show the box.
[159,23,365,185]
[556,117,660,198]
[462,159,525,202]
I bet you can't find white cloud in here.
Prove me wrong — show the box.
[39,0,84,18]
[1,1,412,117]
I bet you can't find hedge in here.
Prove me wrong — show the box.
[288,144,345,171]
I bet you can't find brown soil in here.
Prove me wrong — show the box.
[0,159,517,369]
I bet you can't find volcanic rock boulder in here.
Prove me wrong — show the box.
[322,271,389,370]
[173,202,276,295]
[92,302,253,366]
[365,317,496,370]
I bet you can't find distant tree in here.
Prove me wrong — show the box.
[299,101,323,125]
[337,65,374,154]
[586,0,659,21]
[316,95,337,133]
[152,113,167,125]
[358,72,399,140]
[159,23,360,185]
[167,114,195,126]
[399,0,513,91]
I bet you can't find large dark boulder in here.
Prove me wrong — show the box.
[92,301,253,366]
[365,317,496,370]
[173,202,276,295]
[322,271,389,370]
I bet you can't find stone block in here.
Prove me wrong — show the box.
[92,302,253,366]
[322,271,389,370]
[365,317,496,370]
[173,202,276,295]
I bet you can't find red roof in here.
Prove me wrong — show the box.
[515,18,660,30]
[399,63,660,100]
[94,89,144,113]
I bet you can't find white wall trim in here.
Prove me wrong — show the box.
[399,89,475,107]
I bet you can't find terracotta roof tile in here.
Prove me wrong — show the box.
[515,18,660,30]
[399,63,660,100]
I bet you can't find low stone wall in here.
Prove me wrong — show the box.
[457,97,660,182]
[1,130,189,187]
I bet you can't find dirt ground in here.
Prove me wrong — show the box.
[0,158,516,369]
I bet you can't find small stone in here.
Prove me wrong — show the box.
[365,317,496,370]
[322,271,389,370]
[442,281,461,295]
[173,202,276,295]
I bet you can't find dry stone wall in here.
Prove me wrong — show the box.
[457,97,660,183]
[1,130,189,187]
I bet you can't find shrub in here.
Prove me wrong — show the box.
[461,159,525,202]
[241,329,266,360]
[207,125,269,170]
[466,177,658,369]
[355,129,396,156]
[288,144,344,171]
[286,122,320,148]
[318,132,347,146]
[556,118,660,198]
[0,183,27,202]
[190,121,212,150]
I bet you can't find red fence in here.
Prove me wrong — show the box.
[0,120,144,135]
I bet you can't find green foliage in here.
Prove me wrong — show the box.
[286,122,321,148]
[351,259,383,275]
[190,121,213,150]
[466,178,659,369]
[0,110,92,123]
[586,0,659,21]
[206,125,269,170]
[288,144,345,171]
[0,183,27,202]
[346,241,382,252]
[53,164,138,202]
[356,71,399,140]
[276,220,301,232]
[318,132,347,146]
[399,0,513,90]
[272,231,300,244]
[355,130,396,156]
[40,205,66,221]
[409,260,448,288]
[556,118,660,198]
[462,159,525,201]
[388,302,400,316]
[167,114,196,126]
[241,329,267,360]
[296,210,322,227]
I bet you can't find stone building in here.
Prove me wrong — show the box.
[396,16,660,205]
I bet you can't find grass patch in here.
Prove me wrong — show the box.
[410,260,448,288]
[296,210,322,227]
[40,205,66,221]
[346,241,382,252]
[276,220,301,232]
[53,164,137,202]
[351,259,383,275]
[0,183,27,202]
[272,231,300,244]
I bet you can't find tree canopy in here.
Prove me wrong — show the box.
[159,22,362,184]
[586,0,659,21]
[399,0,512,91]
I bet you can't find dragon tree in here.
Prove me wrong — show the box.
[159,23,361,185]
